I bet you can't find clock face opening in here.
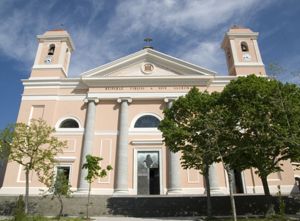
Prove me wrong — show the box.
[242,53,251,62]
[44,55,53,64]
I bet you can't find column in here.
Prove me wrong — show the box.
[114,98,132,194]
[78,98,98,191]
[208,163,224,194]
[164,98,182,194]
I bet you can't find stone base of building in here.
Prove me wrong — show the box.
[0,195,299,217]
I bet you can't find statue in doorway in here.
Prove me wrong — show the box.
[144,154,153,168]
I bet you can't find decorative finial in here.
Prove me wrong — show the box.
[143,38,153,49]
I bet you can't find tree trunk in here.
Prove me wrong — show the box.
[204,167,212,218]
[226,168,237,221]
[87,182,91,220]
[58,195,63,220]
[25,169,29,214]
[261,176,270,196]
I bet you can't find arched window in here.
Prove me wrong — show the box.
[59,119,79,128]
[241,42,249,52]
[134,115,160,128]
[48,44,55,55]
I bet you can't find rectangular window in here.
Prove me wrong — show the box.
[56,166,71,182]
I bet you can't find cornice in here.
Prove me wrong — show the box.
[22,78,84,88]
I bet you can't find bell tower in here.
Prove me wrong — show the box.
[30,29,75,78]
[221,26,266,76]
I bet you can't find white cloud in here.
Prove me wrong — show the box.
[0,0,272,76]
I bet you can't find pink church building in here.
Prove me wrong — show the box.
[0,26,299,196]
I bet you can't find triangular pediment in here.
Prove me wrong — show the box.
[81,49,216,78]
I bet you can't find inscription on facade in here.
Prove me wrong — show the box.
[104,86,193,91]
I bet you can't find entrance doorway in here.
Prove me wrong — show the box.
[137,151,160,195]
[233,170,244,193]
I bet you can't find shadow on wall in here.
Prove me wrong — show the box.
[0,159,8,188]
[106,195,300,217]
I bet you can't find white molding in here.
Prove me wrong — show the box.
[245,185,297,195]
[230,39,238,64]
[131,140,163,145]
[98,139,113,184]
[253,40,263,63]
[22,95,86,101]
[81,49,216,78]
[133,148,164,195]
[88,92,186,100]
[33,42,43,66]
[54,130,84,135]
[130,112,162,129]
[180,187,206,195]
[55,116,83,130]
[55,163,72,183]
[37,34,75,52]
[129,130,162,136]
[82,76,213,87]
[187,169,201,184]
[32,64,67,75]
[0,187,48,196]
[17,165,32,183]
[54,156,76,162]
[227,32,259,38]
[234,62,264,66]
[94,131,118,136]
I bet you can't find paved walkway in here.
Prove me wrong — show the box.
[93,217,202,221]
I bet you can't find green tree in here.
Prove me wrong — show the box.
[46,170,72,219]
[0,119,67,214]
[220,75,300,195]
[159,87,224,218]
[82,154,112,219]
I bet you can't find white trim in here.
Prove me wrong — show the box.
[55,116,83,130]
[234,62,264,66]
[88,92,186,100]
[180,187,206,195]
[245,185,297,195]
[37,34,75,52]
[27,105,45,125]
[98,139,113,184]
[82,76,213,87]
[32,64,67,75]
[230,39,238,64]
[55,164,72,183]
[54,156,76,162]
[130,112,162,129]
[73,188,114,195]
[81,48,216,78]
[0,187,48,196]
[227,32,259,38]
[33,42,43,66]
[54,130,84,135]
[17,165,32,183]
[253,40,263,63]
[187,169,201,184]
[131,140,163,145]
[133,148,164,195]
[129,130,162,135]
[94,130,118,136]
[22,95,86,101]
[24,85,80,89]
[58,42,67,66]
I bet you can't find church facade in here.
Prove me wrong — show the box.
[0,27,299,196]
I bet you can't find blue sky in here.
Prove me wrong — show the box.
[0,0,299,129]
